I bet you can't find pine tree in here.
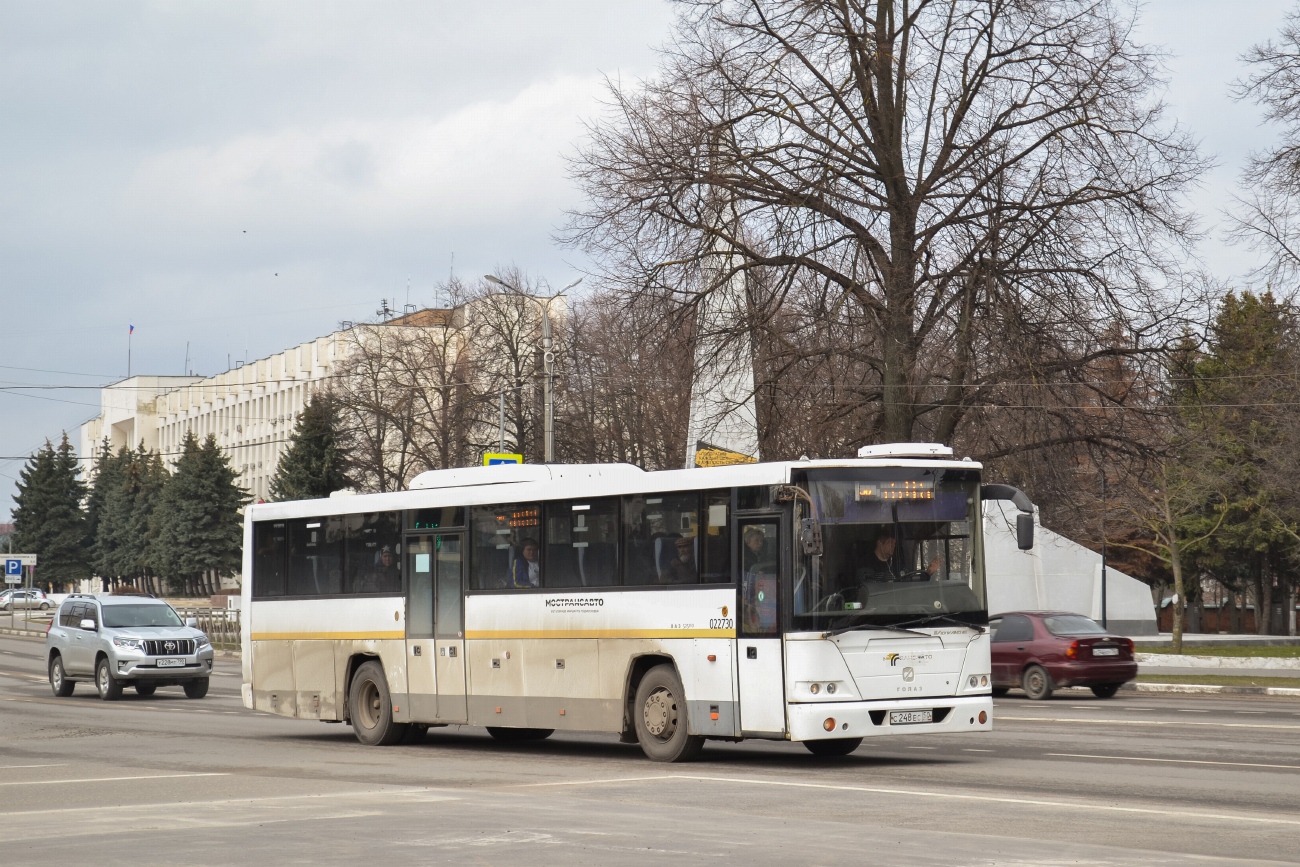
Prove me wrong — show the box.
[270,395,352,501]
[11,433,89,590]
[94,444,169,592]
[89,442,131,584]
[152,432,248,596]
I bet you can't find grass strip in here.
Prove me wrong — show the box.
[1136,673,1300,688]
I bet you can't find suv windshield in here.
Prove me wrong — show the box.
[792,467,986,630]
[102,604,184,628]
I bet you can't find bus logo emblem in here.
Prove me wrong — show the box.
[885,653,899,666]
[902,667,915,682]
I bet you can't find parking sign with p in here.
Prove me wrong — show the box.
[4,559,21,585]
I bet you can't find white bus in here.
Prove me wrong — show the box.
[241,443,1034,761]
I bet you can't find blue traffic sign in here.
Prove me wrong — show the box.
[4,559,19,577]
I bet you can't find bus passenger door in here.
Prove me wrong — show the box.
[405,535,438,721]
[433,534,468,723]
[737,519,786,735]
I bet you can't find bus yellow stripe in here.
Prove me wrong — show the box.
[250,631,406,641]
[464,629,735,640]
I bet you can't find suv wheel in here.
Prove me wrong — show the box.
[183,678,209,699]
[96,657,123,701]
[49,655,75,697]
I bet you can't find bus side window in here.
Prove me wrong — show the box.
[545,498,619,588]
[701,489,731,583]
[252,521,288,598]
[286,517,343,596]
[470,503,540,590]
[344,512,402,594]
[622,492,698,585]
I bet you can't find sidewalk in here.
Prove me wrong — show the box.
[1134,633,1300,648]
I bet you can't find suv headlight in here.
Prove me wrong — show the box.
[113,637,144,650]
[194,634,210,648]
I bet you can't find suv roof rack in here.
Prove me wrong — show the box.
[67,593,97,599]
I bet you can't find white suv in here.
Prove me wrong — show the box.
[45,594,215,699]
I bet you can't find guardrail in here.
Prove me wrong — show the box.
[174,607,241,651]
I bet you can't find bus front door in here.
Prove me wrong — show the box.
[433,533,468,723]
[737,519,786,735]
[405,535,438,721]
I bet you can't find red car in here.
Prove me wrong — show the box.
[988,611,1137,699]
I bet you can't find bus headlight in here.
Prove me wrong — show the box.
[826,682,836,694]
[809,683,820,694]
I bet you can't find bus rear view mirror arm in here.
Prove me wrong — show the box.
[980,484,1035,550]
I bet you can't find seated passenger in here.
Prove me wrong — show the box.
[662,536,697,583]
[356,545,401,593]
[511,538,541,588]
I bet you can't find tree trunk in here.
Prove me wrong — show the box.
[1259,563,1273,636]
[1164,493,1185,654]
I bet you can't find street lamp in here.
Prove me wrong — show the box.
[483,275,581,463]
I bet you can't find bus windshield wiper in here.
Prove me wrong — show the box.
[822,622,931,639]
[891,613,985,633]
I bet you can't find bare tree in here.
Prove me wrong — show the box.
[557,290,694,468]
[1231,7,1300,286]
[331,299,484,491]
[568,0,1207,456]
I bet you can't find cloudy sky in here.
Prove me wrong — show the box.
[0,0,1293,518]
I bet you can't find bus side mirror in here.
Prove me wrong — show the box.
[1017,514,1034,551]
[799,518,823,556]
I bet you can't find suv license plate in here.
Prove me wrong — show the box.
[1094,647,1119,656]
[889,710,933,725]
[156,658,185,668]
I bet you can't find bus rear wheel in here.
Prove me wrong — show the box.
[633,664,704,763]
[348,661,408,746]
[486,727,554,742]
[803,737,863,757]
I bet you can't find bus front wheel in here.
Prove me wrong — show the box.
[633,664,704,763]
[348,661,408,746]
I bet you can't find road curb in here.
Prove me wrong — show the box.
[0,626,44,639]
[1122,681,1300,697]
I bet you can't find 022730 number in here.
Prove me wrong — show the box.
[708,618,734,630]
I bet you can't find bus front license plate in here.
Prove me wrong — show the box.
[156,658,185,668]
[889,710,933,725]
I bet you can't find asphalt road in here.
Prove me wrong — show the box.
[1,633,1298,866]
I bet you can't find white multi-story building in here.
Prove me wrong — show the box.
[81,330,350,502]
[80,297,561,501]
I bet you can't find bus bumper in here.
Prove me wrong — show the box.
[788,694,993,741]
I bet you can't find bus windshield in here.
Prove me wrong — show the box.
[791,467,986,631]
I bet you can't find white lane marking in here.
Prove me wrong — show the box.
[0,764,68,770]
[1178,709,1209,713]
[1236,711,1266,715]
[0,786,455,818]
[0,773,227,788]
[905,746,935,750]
[998,716,1300,730]
[1048,753,1300,772]
[962,749,993,752]
[511,775,1300,827]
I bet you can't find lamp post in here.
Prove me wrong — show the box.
[1100,470,1108,629]
[483,275,581,463]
